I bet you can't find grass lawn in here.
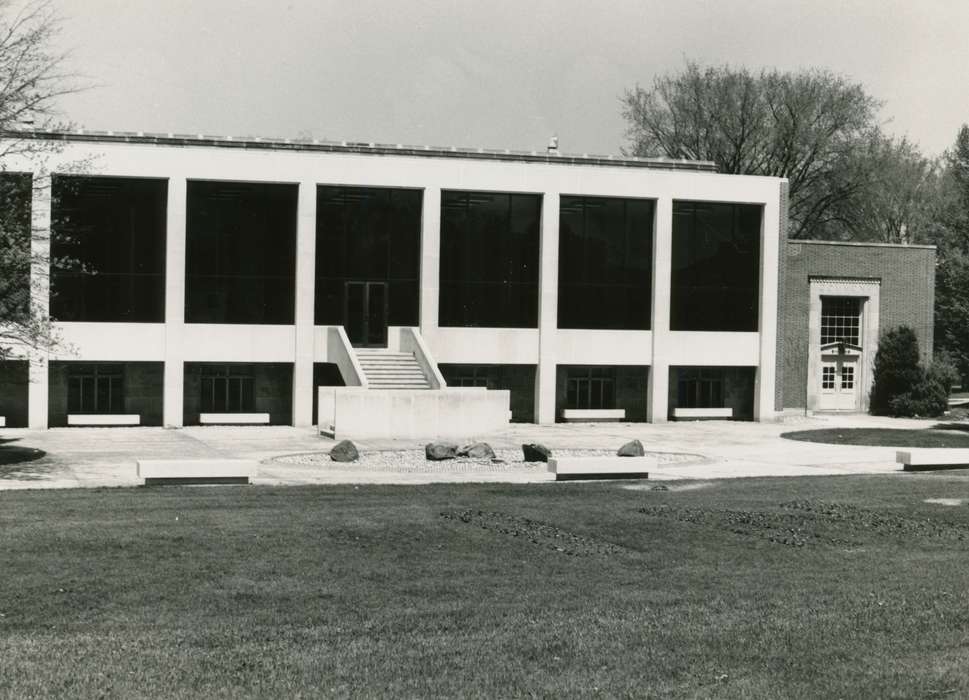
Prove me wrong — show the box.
[5,478,969,698]
[782,426,969,447]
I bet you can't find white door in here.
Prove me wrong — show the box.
[818,356,859,411]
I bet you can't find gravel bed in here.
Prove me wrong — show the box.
[273,448,703,473]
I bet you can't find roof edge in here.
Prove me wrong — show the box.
[2,129,720,173]
[789,239,936,251]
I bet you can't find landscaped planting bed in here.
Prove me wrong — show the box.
[273,448,704,472]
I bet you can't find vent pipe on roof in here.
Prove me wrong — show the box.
[547,135,559,155]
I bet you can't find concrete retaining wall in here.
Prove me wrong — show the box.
[319,387,511,439]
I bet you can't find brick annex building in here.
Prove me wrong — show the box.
[0,131,935,430]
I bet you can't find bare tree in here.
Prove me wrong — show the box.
[621,62,884,240]
[0,0,80,361]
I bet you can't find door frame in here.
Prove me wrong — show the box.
[344,280,389,348]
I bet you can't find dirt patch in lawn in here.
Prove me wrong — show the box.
[440,509,631,557]
[639,499,969,547]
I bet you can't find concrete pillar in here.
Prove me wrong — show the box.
[162,177,186,427]
[535,192,559,424]
[419,187,441,335]
[27,173,51,429]
[292,180,317,427]
[753,197,780,421]
[647,197,673,423]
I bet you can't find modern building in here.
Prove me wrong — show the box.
[0,131,934,430]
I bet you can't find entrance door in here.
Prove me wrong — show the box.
[818,356,859,411]
[345,281,388,347]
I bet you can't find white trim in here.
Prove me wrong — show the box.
[807,279,880,413]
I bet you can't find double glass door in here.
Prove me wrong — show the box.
[345,281,388,347]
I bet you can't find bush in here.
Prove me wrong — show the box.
[887,375,949,417]
[927,351,960,396]
[870,326,924,416]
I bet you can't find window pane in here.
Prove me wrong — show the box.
[670,201,761,331]
[50,176,167,322]
[186,181,297,324]
[315,186,421,326]
[439,190,540,327]
[558,196,653,330]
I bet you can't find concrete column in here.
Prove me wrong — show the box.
[292,180,317,427]
[647,197,673,423]
[535,192,559,424]
[419,187,441,336]
[754,197,780,421]
[27,173,51,429]
[162,177,186,427]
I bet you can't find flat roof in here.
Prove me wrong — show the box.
[5,129,719,173]
[789,239,936,251]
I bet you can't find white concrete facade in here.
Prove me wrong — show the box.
[7,133,785,429]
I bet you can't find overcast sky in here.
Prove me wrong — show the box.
[48,0,969,157]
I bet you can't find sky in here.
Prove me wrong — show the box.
[46,0,969,158]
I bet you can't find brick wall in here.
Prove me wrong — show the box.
[780,241,936,410]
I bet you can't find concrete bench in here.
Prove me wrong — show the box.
[560,409,626,423]
[896,449,969,472]
[137,459,258,485]
[199,413,270,425]
[68,414,141,426]
[673,407,734,420]
[548,456,654,481]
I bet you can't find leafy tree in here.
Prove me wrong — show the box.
[928,125,969,382]
[0,0,78,361]
[870,326,947,417]
[621,62,928,241]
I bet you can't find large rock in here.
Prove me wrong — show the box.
[457,442,496,459]
[617,439,645,457]
[522,443,551,463]
[426,441,458,461]
[330,440,359,462]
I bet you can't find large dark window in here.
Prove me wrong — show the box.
[51,176,167,322]
[440,190,540,327]
[186,181,297,324]
[677,368,724,408]
[200,364,255,413]
[67,364,124,414]
[315,186,421,339]
[566,367,616,410]
[0,173,31,325]
[671,201,761,331]
[558,196,653,329]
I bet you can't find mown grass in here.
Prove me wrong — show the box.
[782,427,969,447]
[4,477,969,698]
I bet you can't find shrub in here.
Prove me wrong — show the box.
[870,326,924,416]
[887,375,949,418]
[927,351,960,396]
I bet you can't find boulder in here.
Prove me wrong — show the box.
[425,441,458,461]
[457,442,496,459]
[617,439,645,457]
[522,443,551,462]
[329,439,359,462]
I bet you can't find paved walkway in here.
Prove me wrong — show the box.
[0,413,956,490]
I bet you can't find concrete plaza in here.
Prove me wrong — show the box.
[0,413,957,490]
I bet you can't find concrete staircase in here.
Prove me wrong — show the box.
[355,349,432,390]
